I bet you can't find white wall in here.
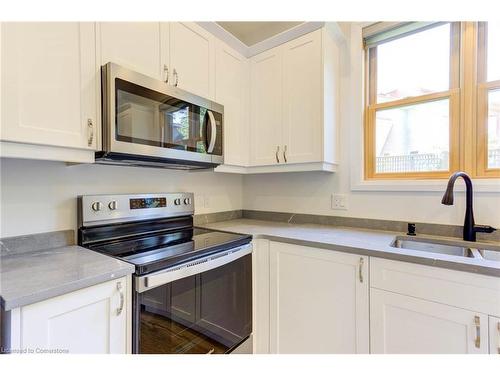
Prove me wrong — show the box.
[0,158,243,237]
[243,23,500,227]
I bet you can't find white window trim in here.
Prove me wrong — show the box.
[348,23,500,193]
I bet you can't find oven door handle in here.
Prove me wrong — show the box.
[135,243,252,293]
[207,110,217,154]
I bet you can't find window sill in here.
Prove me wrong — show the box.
[351,178,500,193]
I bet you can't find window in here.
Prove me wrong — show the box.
[477,22,500,177]
[364,22,500,179]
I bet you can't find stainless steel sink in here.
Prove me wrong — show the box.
[391,236,500,261]
[479,250,500,262]
[392,237,474,257]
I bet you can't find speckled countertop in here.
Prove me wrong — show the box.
[199,219,500,277]
[0,245,135,310]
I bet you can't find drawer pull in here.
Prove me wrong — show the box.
[276,146,280,163]
[474,315,480,349]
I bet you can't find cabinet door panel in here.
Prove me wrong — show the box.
[250,48,282,166]
[1,22,97,149]
[269,242,368,353]
[20,277,128,354]
[169,22,214,99]
[100,22,163,81]
[370,288,488,354]
[215,41,249,166]
[282,29,322,163]
[489,316,500,354]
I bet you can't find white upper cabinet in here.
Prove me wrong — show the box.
[246,28,339,173]
[214,40,249,167]
[99,22,166,81]
[1,22,98,157]
[169,22,215,100]
[250,47,283,166]
[282,30,322,164]
[269,241,369,353]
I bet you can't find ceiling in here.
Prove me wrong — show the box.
[216,22,304,46]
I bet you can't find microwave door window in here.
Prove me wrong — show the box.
[116,89,163,147]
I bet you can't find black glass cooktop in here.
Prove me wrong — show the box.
[88,227,251,276]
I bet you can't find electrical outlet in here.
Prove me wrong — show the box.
[331,193,348,210]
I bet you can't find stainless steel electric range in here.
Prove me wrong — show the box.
[77,193,252,354]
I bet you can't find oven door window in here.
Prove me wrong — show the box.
[115,78,208,153]
[138,254,252,354]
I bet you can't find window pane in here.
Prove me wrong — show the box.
[488,89,500,169]
[375,99,450,173]
[376,24,451,103]
[487,22,500,82]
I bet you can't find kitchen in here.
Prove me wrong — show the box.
[1,0,500,373]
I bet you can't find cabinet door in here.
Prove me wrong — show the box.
[20,277,128,354]
[215,40,249,166]
[489,316,500,354]
[282,29,322,164]
[370,288,489,354]
[250,47,283,166]
[99,22,165,81]
[269,242,369,353]
[1,22,98,150]
[169,22,215,99]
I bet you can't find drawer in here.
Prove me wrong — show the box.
[370,257,500,316]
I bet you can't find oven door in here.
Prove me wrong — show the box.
[102,63,223,165]
[134,244,252,354]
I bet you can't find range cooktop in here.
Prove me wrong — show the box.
[87,227,251,275]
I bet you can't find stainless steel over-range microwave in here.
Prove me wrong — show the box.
[97,62,223,169]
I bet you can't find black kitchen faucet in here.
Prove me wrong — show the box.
[441,171,496,242]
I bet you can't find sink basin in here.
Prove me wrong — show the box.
[479,250,500,262]
[391,236,500,262]
[392,237,474,257]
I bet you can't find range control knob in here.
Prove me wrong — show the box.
[108,200,118,210]
[91,201,103,212]
[174,198,181,206]
[184,198,192,205]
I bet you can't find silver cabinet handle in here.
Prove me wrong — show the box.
[497,322,500,354]
[474,315,480,348]
[283,145,288,163]
[359,257,364,283]
[116,281,124,316]
[163,64,169,83]
[173,68,179,87]
[87,119,94,147]
[276,146,280,163]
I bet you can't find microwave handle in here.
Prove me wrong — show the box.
[207,110,217,153]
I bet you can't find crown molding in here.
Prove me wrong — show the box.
[197,22,327,57]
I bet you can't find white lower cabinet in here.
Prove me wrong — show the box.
[370,288,488,354]
[489,316,500,354]
[5,276,131,354]
[268,241,369,353]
